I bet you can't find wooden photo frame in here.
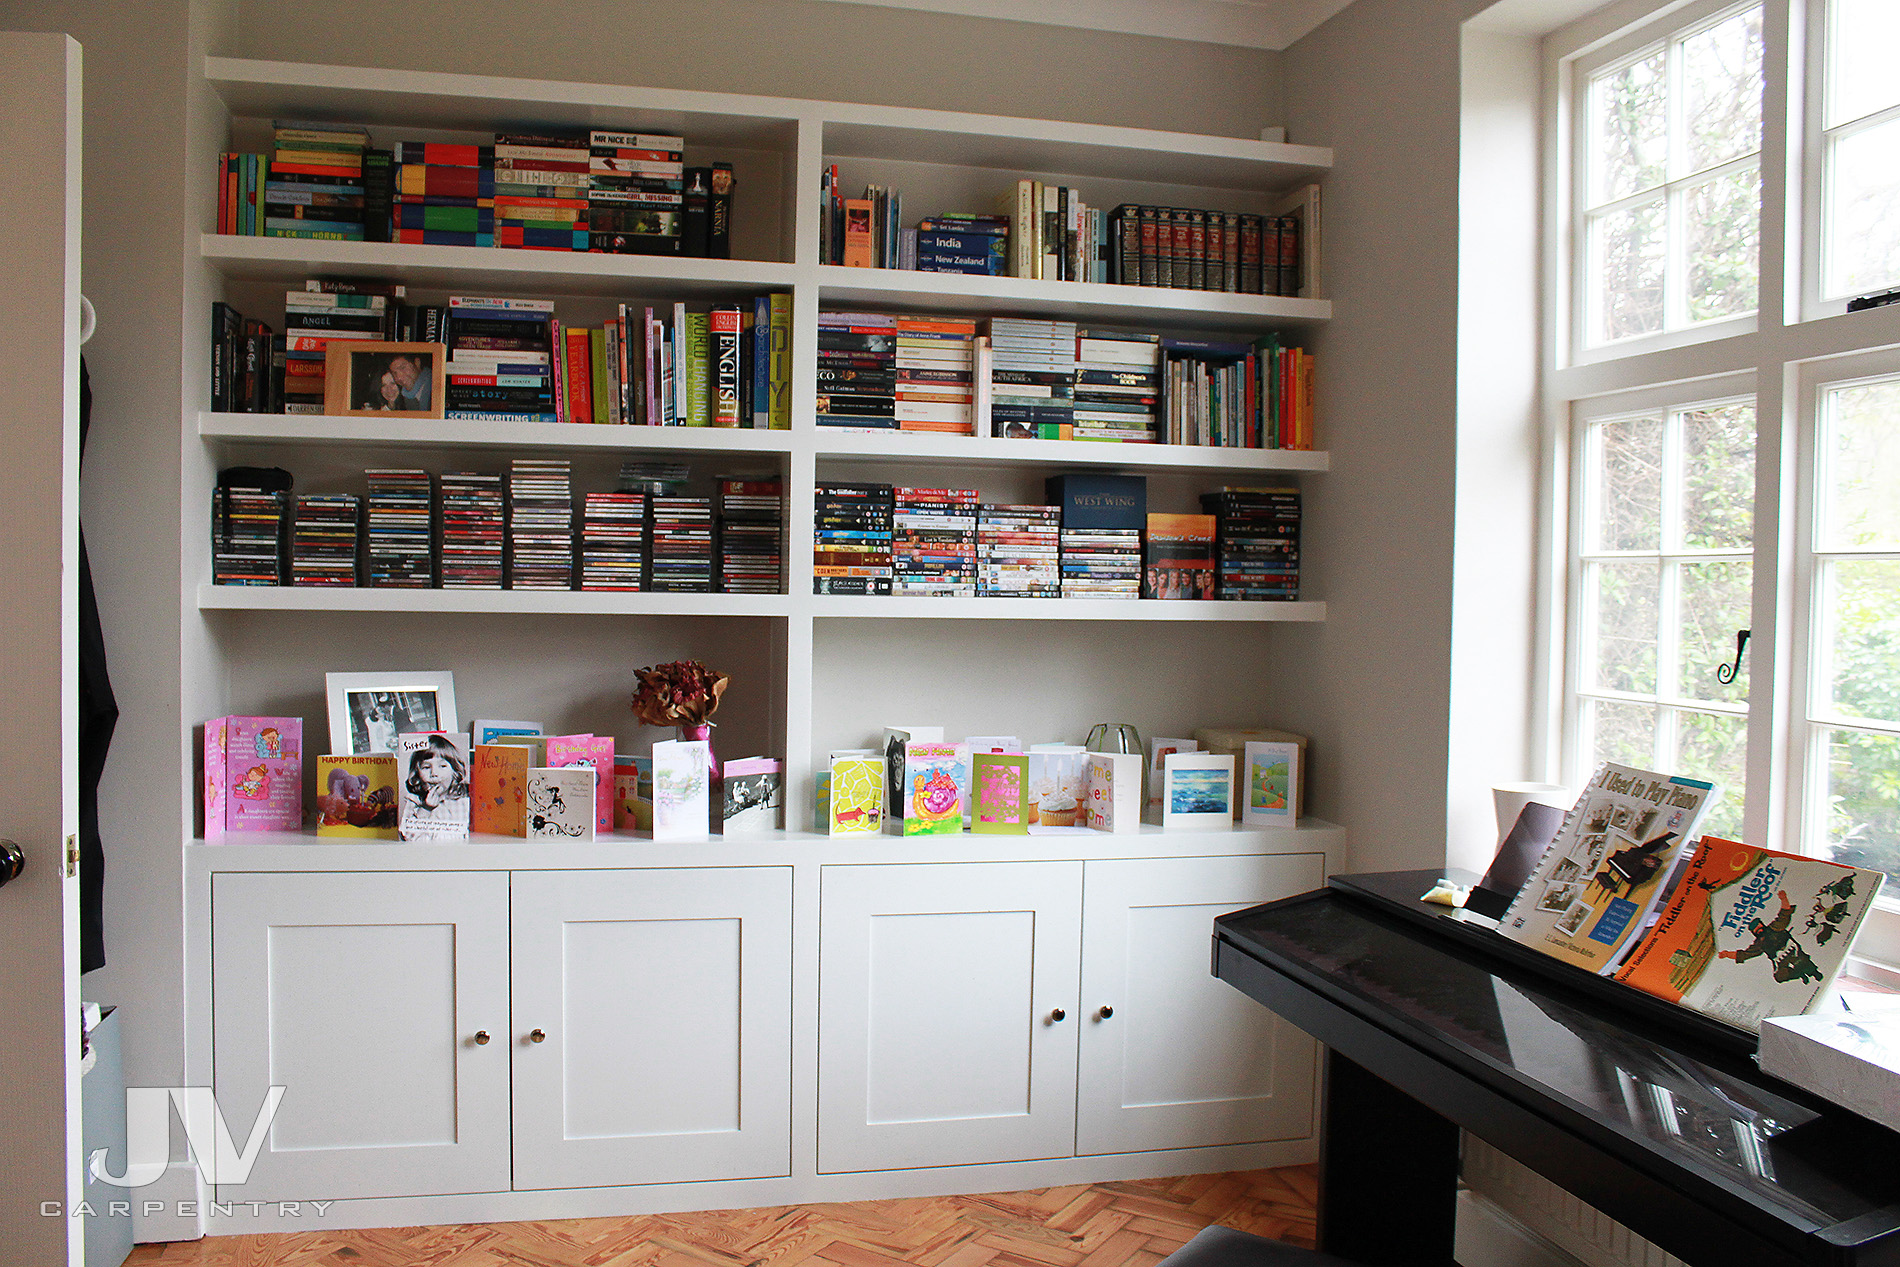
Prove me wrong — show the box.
[322,341,447,418]
[325,671,459,757]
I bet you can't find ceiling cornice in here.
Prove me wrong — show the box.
[808,0,1358,51]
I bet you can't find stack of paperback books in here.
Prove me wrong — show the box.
[716,478,783,594]
[589,130,684,255]
[211,486,288,585]
[813,483,893,594]
[363,469,434,587]
[1200,487,1300,600]
[987,317,1076,439]
[391,140,493,246]
[265,122,369,241]
[1073,331,1160,442]
[895,316,976,434]
[817,312,895,429]
[438,471,505,589]
[446,296,556,423]
[505,459,575,590]
[820,171,903,267]
[893,487,978,597]
[998,180,1104,281]
[912,214,1010,276]
[493,133,589,250]
[281,285,397,413]
[977,504,1060,597]
[580,491,648,591]
[289,493,360,587]
[647,494,714,591]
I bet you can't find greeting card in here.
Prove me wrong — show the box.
[1027,745,1089,834]
[1161,752,1235,831]
[721,757,783,836]
[397,731,471,841]
[315,753,398,839]
[829,755,884,836]
[205,715,303,839]
[526,766,596,841]
[1084,752,1142,833]
[614,755,652,832]
[1242,741,1301,827]
[972,752,1032,834]
[902,742,967,836]
[546,733,615,834]
[651,739,712,840]
[470,743,531,837]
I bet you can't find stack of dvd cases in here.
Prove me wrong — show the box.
[717,478,783,594]
[813,482,893,594]
[977,503,1061,597]
[438,471,505,589]
[363,468,434,587]
[289,493,359,587]
[1058,527,1142,598]
[1200,487,1301,600]
[506,458,575,590]
[211,486,289,585]
[648,494,715,591]
[580,491,648,591]
[893,486,978,596]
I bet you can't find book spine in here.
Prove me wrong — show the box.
[751,296,770,428]
[708,162,733,260]
[589,327,609,424]
[684,311,710,426]
[680,167,711,257]
[1138,206,1160,287]
[769,293,792,430]
[711,307,742,427]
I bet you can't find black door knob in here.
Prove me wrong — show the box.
[0,840,23,888]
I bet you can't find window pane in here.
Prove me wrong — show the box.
[1678,561,1752,702]
[1827,0,1900,129]
[1822,559,1900,725]
[1591,198,1666,342]
[1820,377,1900,550]
[1591,558,1661,694]
[1684,165,1759,323]
[1823,117,1900,300]
[1591,414,1663,551]
[1590,50,1666,204]
[1679,401,1756,549]
[1674,709,1746,838]
[1820,727,1900,889]
[1681,5,1763,174]
[1587,697,1658,769]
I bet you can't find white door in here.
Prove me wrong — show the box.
[1075,854,1322,1155]
[818,861,1081,1173]
[211,871,512,1201]
[0,30,82,1266]
[509,867,793,1190]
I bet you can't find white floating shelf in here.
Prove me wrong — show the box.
[817,266,1330,330]
[201,412,796,456]
[202,235,797,298]
[813,430,1326,473]
[199,586,791,618]
[808,596,1323,622]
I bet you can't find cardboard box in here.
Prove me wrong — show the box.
[1759,1007,1900,1132]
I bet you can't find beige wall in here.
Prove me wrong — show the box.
[228,0,1286,139]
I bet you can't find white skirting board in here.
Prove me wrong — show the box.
[1461,1138,1688,1267]
[131,1162,207,1244]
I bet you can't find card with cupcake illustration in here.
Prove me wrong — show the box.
[1027,746,1090,834]
[902,742,967,835]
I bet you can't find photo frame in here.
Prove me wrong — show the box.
[1241,740,1301,827]
[322,341,447,418]
[1161,752,1235,831]
[325,671,459,757]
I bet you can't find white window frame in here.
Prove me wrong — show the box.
[1565,375,1757,824]
[1567,0,1765,363]
[1798,0,1900,318]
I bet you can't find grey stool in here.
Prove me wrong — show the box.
[1158,1225,1363,1267]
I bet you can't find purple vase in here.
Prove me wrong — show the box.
[680,722,720,830]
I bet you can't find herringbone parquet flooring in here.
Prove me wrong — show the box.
[127,1166,1317,1267]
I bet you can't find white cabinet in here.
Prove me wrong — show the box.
[211,871,513,1202]
[509,868,792,1189]
[212,867,792,1202]
[818,861,1083,1172]
[817,853,1320,1175]
[1075,854,1320,1155]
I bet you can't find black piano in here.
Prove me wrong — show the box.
[1212,870,1900,1267]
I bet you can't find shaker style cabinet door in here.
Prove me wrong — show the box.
[211,870,513,1202]
[818,861,1082,1173]
[508,867,793,1190]
[1075,854,1322,1156]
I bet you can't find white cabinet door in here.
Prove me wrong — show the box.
[211,871,512,1201]
[1075,854,1322,1156]
[509,867,792,1190]
[818,861,1081,1173]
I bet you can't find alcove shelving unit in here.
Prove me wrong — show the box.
[185,55,1346,1233]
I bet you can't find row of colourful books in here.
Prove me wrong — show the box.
[216,120,736,256]
[811,475,1298,601]
[211,462,783,594]
[1490,761,1886,1034]
[204,714,785,842]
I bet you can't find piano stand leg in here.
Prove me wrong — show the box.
[1318,1049,1460,1266]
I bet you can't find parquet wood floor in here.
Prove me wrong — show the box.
[127,1166,1317,1267]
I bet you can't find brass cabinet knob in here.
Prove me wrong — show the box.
[473,1030,491,1045]
[529,1028,546,1043]
[1049,1008,1066,1023]
[1097,1005,1114,1020]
